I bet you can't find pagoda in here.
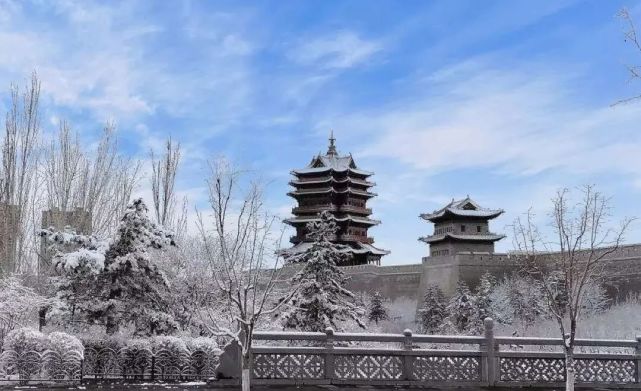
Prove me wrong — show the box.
[284,132,389,266]
[419,197,505,257]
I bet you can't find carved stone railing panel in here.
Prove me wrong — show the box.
[499,356,637,383]
[334,354,402,380]
[575,358,635,383]
[411,355,481,381]
[253,353,324,379]
[499,357,566,382]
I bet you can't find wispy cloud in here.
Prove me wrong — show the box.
[289,30,381,69]
[334,58,641,183]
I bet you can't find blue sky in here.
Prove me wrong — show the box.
[2,0,641,264]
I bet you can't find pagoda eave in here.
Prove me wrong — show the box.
[420,209,503,223]
[419,233,506,244]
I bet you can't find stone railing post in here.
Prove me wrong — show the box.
[634,335,641,384]
[325,327,335,381]
[403,329,413,381]
[483,318,496,386]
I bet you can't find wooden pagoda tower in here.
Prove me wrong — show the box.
[419,197,505,257]
[284,132,389,266]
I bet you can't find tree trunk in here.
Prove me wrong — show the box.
[241,353,251,391]
[565,347,575,391]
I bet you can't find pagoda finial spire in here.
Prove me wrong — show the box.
[327,130,337,156]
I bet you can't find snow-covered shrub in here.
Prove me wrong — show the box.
[2,328,47,354]
[151,336,190,376]
[185,337,221,354]
[184,337,220,378]
[0,328,48,381]
[0,277,47,347]
[120,339,153,376]
[45,332,83,380]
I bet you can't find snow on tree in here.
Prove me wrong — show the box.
[280,211,365,332]
[513,186,632,391]
[418,285,446,333]
[195,158,293,391]
[444,281,480,334]
[368,291,389,325]
[489,275,545,327]
[0,277,48,346]
[41,198,177,336]
[475,272,496,325]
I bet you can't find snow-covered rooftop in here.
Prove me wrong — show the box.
[282,241,390,256]
[420,196,503,222]
[284,215,380,226]
[419,232,506,243]
[291,134,373,176]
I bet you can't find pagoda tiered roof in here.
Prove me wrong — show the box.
[284,214,381,226]
[419,232,506,244]
[292,153,373,177]
[282,241,390,257]
[420,196,503,222]
[283,131,389,265]
[289,176,375,187]
[287,187,377,198]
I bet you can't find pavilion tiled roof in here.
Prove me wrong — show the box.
[419,232,506,244]
[420,196,503,222]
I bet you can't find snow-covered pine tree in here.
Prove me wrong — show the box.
[280,211,365,332]
[418,285,446,333]
[368,291,388,325]
[444,281,479,334]
[41,198,177,336]
[475,272,496,324]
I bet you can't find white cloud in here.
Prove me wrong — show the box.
[333,59,641,183]
[289,30,381,69]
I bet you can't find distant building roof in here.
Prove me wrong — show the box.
[419,232,506,244]
[291,132,373,176]
[284,214,380,226]
[420,196,504,222]
[281,241,390,257]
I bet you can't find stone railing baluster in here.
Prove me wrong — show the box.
[403,329,413,381]
[634,335,641,384]
[483,317,496,386]
[325,327,335,381]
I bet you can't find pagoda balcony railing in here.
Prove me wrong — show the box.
[290,234,373,244]
[292,204,338,214]
[293,175,375,186]
[425,231,502,240]
[340,234,374,244]
[339,205,372,214]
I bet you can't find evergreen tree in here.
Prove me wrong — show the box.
[444,281,479,334]
[418,285,446,333]
[42,199,177,335]
[280,211,365,332]
[476,272,496,324]
[368,291,388,325]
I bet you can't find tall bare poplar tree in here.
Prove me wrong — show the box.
[150,137,185,233]
[0,72,41,274]
[42,122,141,239]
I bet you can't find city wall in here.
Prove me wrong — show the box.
[270,243,641,313]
